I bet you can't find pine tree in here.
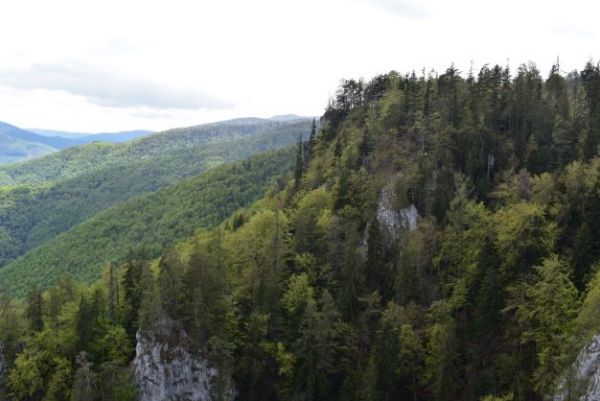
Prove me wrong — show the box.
[158,244,185,320]
[472,238,502,336]
[294,135,304,192]
[25,286,44,332]
[138,264,162,334]
[425,308,459,401]
[514,255,579,392]
[581,62,600,160]
[306,117,317,162]
[366,219,389,297]
[339,226,365,320]
[183,240,210,340]
[75,289,107,359]
[104,262,119,325]
[121,248,146,342]
[373,302,402,401]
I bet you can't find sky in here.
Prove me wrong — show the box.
[0,0,597,132]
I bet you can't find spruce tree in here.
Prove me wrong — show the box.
[158,244,185,320]
[25,286,44,333]
[294,135,304,192]
[121,248,146,342]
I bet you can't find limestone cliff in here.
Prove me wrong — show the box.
[377,181,420,243]
[134,318,234,401]
[555,334,600,401]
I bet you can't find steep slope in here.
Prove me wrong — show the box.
[0,147,294,296]
[114,64,600,401]
[0,119,309,267]
[116,65,600,401]
[7,63,600,401]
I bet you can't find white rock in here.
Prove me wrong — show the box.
[134,319,233,401]
[376,183,420,242]
[555,334,600,401]
[400,204,419,232]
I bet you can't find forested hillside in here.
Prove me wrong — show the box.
[0,119,310,267]
[0,118,309,185]
[3,61,600,401]
[0,130,56,165]
[0,147,296,296]
[0,121,87,164]
[30,129,153,143]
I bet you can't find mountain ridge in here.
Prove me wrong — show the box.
[0,118,311,270]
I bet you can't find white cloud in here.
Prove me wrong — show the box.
[353,0,431,17]
[552,23,595,40]
[0,0,597,132]
[0,62,231,110]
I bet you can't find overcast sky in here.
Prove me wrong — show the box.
[0,0,597,132]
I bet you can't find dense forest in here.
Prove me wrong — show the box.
[0,119,310,269]
[3,61,600,401]
[0,147,297,296]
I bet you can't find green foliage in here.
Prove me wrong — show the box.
[493,202,556,275]
[0,148,295,296]
[0,131,56,165]
[0,119,310,267]
[4,63,600,401]
[508,256,580,393]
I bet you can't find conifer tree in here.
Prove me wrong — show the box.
[105,261,119,325]
[158,244,185,320]
[121,248,146,341]
[25,286,44,332]
[183,240,210,340]
[294,135,304,192]
[138,263,161,334]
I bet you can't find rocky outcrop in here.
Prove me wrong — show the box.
[377,187,401,240]
[377,182,420,243]
[555,334,600,401]
[399,204,419,231]
[134,319,234,401]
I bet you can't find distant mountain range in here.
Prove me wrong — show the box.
[29,128,154,143]
[0,121,154,164]
[269,114,312,122]
[0,116,311,293]
[0,117,314,165]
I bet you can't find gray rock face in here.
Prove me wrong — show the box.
[555,334,600,401]
[377,183,420,242]
[377,187,402,240]
[134,319,233,401]
[399,204,419,232]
